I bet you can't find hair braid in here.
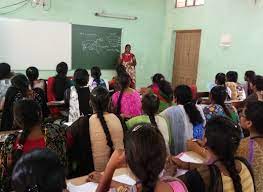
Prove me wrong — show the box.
[148,113,157,127]
[97,111,113,154]
[116,88,124,115]
[222,157,242,192]
[13,126,31,164]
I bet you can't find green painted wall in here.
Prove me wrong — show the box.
[1,0,166,87]
[2,0,263,90]
[163,0,263,91]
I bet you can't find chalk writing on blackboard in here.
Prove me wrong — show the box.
[80,32,121,55]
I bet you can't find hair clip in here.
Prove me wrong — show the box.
[26,185,39,192]
[132,124,144,132]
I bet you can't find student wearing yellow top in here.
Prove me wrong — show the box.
[166,116,255,192]
[237,101,263,192]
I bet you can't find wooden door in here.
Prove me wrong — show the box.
[172,30,201,88]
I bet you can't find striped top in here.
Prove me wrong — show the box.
[221,162,254,192]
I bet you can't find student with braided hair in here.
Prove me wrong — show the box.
[161,85,206,155]
[112,73,142,119]
[89,87,124,172]
[0,99,67,191]
[203,85,239,123]
[87,123,188,192]
[166,116,255,192]
[126,93,170,153]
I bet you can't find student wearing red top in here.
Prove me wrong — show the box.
[0,99,67,191]
[118,44,137,88]
[47,62,71,116]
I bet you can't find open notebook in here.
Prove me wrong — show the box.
[175,152,205,177]
[67,174,136,192]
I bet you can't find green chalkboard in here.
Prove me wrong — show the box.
[72,24,122,69]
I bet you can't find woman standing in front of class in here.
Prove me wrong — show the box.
[118,44,137,88]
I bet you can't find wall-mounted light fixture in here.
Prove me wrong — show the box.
[95,11,138,20]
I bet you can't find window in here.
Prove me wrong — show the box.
[175,0,204,8]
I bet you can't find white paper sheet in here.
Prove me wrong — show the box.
[113,174,136,186]
[64,122,73,127]
[178,152,204,164]
[67,182,98,192]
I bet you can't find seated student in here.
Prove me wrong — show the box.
[0,63,14,110]
[1,74,49,131]
[245,75,263,103]
[237,101,263,192]
[112,73,142,118]
[244,70,256,97]
[65,69,92,122]
[47,62,71,116]
[88,66,109,92]
[88,123,188,192]
[109,64,134,92]
[89,87,124,172]
[226,71,246,100]
[26,66,45,90]
[0,100,67,191]
[166,116,255,192]
[126,93,170,153]
[149,73,174,112]
[11,149,67,192]
[209,73,231,98]
[161,85,205,155]
[66,116,93,178]
[203,86,239,123]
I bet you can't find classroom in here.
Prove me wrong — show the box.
[0,0,263,191]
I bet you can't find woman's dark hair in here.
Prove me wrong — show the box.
[125,44,131,49]
[56,62,68,76]
[245,71,256,82]
[252,75,263,91]
[13,99,43,163]
[0,63,11,79]
[142,93,160,127]
[55,62,69,101]
[210,86,231,118]
[125,123,167,192]
[215,73,226,86]
[11,74,30,96]
[90,87,113,153]
[26,66,39,88]
[174,85,203,126]
[12,149,66,192]
[152,73,173,103]
[116,64,127,77]
[244,101,263,135]
[226,71,238,83]
[91,66,102,86]
[116,73,131,115]
[74,68,89,88]
[205,116,242,192]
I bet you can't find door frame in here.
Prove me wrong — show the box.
[172,29,202,88]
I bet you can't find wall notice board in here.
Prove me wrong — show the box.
[72,24,122,70]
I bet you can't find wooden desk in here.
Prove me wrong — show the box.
[68,151,204,186]
[68,168,133,186]
[231,100,244,109]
